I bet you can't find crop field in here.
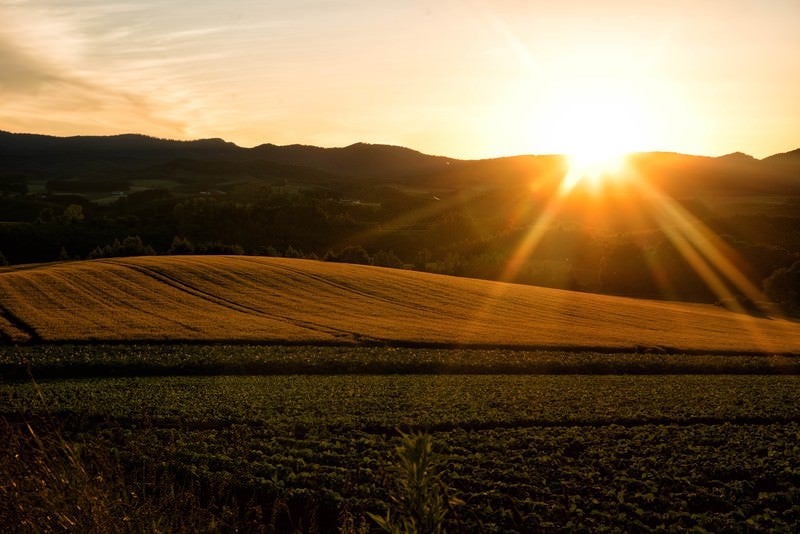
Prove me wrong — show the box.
[1,256,799,353]
[3,368,800,531]
[2,258,800,530]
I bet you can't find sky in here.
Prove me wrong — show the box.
[1,0,798,160]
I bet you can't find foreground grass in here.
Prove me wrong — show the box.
[3,374,800,531]
[0,414,292,533]
[1,256,799,352]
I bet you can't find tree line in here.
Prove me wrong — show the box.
[0,184,798,314]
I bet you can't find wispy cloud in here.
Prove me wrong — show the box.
[0,35,61,93]
[0,0,194,137]
[1,0,797,156]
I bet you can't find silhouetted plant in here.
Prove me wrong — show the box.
[369,431,462,534]
[0,414,267,532]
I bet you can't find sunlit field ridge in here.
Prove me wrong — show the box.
[0,256,797,353]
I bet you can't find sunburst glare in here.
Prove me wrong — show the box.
[498,155,785,350]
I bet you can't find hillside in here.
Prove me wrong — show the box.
[2,130,798,194]
[0,131,454,183]
[1,256,798,353]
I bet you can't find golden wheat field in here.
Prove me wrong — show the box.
[0,255,798,352]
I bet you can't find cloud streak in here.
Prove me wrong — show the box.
[0,35,60,93]
[0,0,190,137]
[1,0,798,157]
[0,0,297,142]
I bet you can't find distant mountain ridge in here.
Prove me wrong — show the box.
[250,141,458,178]
[0,130,798,194]
[0,131,455,180]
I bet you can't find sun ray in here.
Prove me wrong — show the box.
[334,185,490,254]
[491,145,787,353]
[626,172,783,351]
[633,179,770,311]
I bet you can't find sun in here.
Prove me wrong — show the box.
[538,79,657,193]
[563,150,629,194]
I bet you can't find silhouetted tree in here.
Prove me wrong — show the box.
[325,246,372,265]
[651,238,715,301]
[600,240,656,296]
[168,236,195,255]
[373,249,404,268]
[339,246,372,265]
[36,207,57,224]
[254,245,281,257]
[62,204,84,224]
[764,260,800,315]
[0,250,7,266]
[284,245,304,258]
[415,249,432,270]
[88,236,155,259]
[196,242,244,255]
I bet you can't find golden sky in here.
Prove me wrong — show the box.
[1,0,798,159]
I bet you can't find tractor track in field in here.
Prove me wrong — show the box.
[239,257,445,315]
[100,259,369,343]
[0,301,40,343]
[2,256,800,351]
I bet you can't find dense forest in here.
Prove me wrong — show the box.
[1,131,799,312]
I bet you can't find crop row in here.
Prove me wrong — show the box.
[3,375,800,531]
[5,375,800,429]
[52,419,791,532]
[2,344,800,380]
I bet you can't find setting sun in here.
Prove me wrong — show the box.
[537,80,653,192]
[1,1,796,159]
[562,151,630,194]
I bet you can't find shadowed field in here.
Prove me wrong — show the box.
[0,256,798,353]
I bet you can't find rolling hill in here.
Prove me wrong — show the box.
[1,130,798,194]
[0,131,455,183]
[1,256,798,353]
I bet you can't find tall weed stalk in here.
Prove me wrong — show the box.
[369,431,462,534]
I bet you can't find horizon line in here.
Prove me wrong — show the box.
[1,129,798,162]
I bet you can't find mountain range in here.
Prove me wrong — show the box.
[1,130,798,196]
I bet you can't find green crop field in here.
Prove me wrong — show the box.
[2,344,800,380]
[3,368,800,531]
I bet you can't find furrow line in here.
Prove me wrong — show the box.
[357,415,800,436]
[2,412,798,435]
[101,260,356,340]
[250,259,443,314]
[0,300,40,343]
